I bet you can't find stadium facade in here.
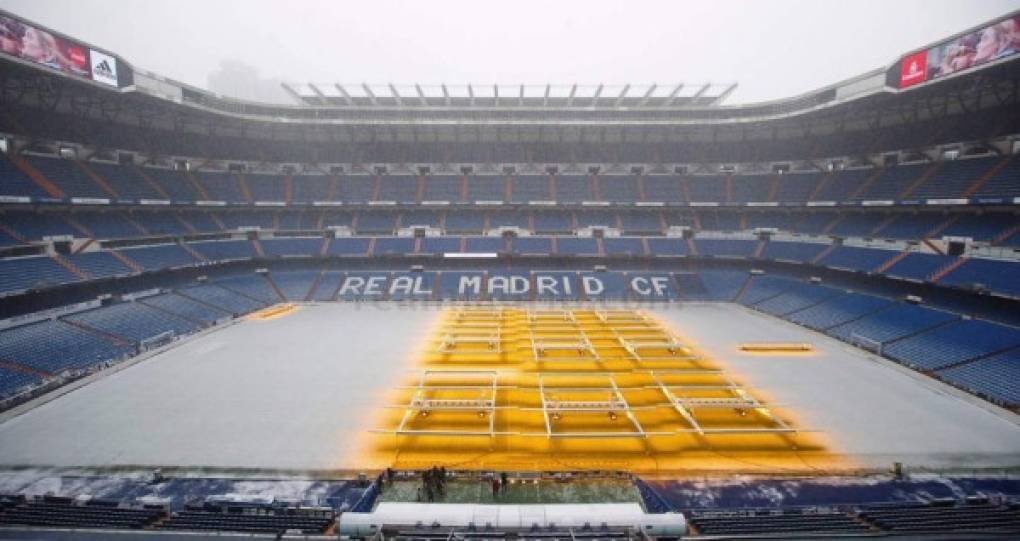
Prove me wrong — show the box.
[0,6,1019,539]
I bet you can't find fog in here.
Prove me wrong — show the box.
[1,0,1018,104]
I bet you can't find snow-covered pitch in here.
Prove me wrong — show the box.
[0,302,1017,473]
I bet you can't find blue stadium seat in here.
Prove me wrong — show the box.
[511,175,552,202]
[356,211,396,233]
[401,210,441,228]
[774,172,821,202]
[88,161,163,201]
[117,244,197,271]
[761,240,827,263]
[178,211,221,233]
[646,237,687,256]
[532,211,572,233]
[787,292,893,331]
[813,169,872,202]
[512,236,552,254]
[1,210,78,240]
[0,366,43,400]
[215,211,273,230]
[829,303,958,345]
[489,210,529,229]
[753,283,843,317]
[337,177,375,203]
[24,156,108,199]
[791,213,837,234]
[438,271,484,300]
[291,175,332,203]
[213,274,281,304]
[327,237,370,256]
[465,236,504,253]
[643,176,684,202]
[686,176,725,202]
[939,258,1020,298]
[739,276,797,305]
[139,292,231,325]
[599,175,640,202]
[911,156,996,199]
[829,213,880,237]
[603,237,644,256]
[388,272,436,300]
[423,176,463,201]
[660,209,693,228]
[853,163,927,201]
[0,319,131,374]
[534,271,579,300]
[321,211,354,228]
[68,252,133,280]
[373,237,415,255]
[465,176,503,202]
[730,174,772,203]
[819,245,897,273]
[940,213,1015,242]
[142,168,202,201]
[311,271,343,300]
[376,175,417,203]
[65,301,199,343]
[244,174,287,201]
[188,240,257,262]
[697,239,757,258]
[884,253,953,282]
[0,155,52,199]
[874,214,947,240]
[276,211,305,230]
[72,211,144,239]
[0,256,79,295]
[420,236,462,254]
[682,271,749,301]
[937,348,1020,407]
[135,211,188,236]
[193,172,243,202]
[618,211,662,233]
[574,210,615,228]
[884,319,1020,371]
[699,211,742,231]
[335,272,390,300]
[746,213,796,230]
[178,283,267,314]
[555,237,599,255]
[444,211,485,233]
[270,270,321,301]
[261,237,324,258]
[579,271,628,300]
[487,272,530,300]
[972,155,1020,199]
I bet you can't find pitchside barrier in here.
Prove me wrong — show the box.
[140,331,176,352]
[850,333,883,355]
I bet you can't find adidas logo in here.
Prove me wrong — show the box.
[96,60,112,74]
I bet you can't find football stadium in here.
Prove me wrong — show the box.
[0,3,1019,539]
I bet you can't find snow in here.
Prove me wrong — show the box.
[649,303,1020,470]
[0,301,1017,474]
[0,303,435,471]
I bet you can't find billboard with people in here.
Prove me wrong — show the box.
[0,13,120,87]
[899,15,1020,88]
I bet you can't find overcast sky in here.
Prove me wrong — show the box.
[2,0,1019,104]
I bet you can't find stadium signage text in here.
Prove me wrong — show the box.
[333,273,674,298]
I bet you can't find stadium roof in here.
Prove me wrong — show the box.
[0,7,1018,163]
[283,83,738,108]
